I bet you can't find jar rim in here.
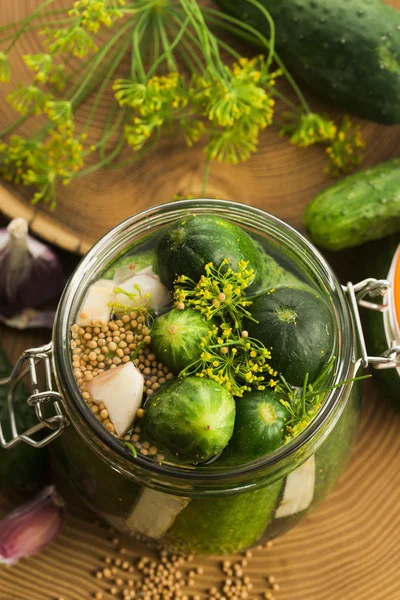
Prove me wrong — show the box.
[53,199,355,491]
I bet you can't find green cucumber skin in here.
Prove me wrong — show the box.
[221,390,289,464]
[216,0,400,124]
[150,309,210,373]
[155,215,263,292]
[304,159,400,251]
[142,377,236,464]
[246,287,334,386]
[363,235,400,409]
[164,478,282,555]
[0,346,49,492]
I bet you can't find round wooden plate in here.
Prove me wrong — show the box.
[0,0,400,253]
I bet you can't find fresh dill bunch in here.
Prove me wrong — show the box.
[0,0,366,208]
[174,259,255,329]
[180,323,278,398]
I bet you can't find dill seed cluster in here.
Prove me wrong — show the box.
[70,312,171,437]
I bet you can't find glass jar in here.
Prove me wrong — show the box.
[1,200,398,556]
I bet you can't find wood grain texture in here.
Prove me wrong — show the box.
[1,323,400,600]
[0,0,400,251]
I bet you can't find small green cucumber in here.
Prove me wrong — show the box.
[304,159,400,251]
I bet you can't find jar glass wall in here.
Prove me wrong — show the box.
[51,200,361,555]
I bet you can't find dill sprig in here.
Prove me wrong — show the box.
[173,259,255,328]
[180,323,278,398]
[276,357,370,442]
[174,258,278,397]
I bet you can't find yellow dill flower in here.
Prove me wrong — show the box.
[42,26,98,58]
[48,64,67,91]
[23,54,52,83]
[0,136,35,184]
[46,100,72,123]
[191,57,276,132]
[285,112,337,148]
[124,114,163,151]
[0,51,10,83]
[69,0,125,32]
[205,122,259,164]
[21,121,86,208]
[326,116,365,177]
[7,84,50,116]
[180,119,204,147]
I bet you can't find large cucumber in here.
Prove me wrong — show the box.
[216,0,400,124]
[0,345,49,491]
[304,159,400,251]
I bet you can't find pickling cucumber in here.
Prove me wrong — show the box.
[154,215,263,292]
[216,0,400,124]
[245,287,334,386]
[304,159,400,251]
[0,345,49,491]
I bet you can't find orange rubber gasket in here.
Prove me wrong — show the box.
[394,248,400,329]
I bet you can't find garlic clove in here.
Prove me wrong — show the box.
[0,485,65,566]
[77,279,115,326]
[86,362,144,436]
[113,268,170,314]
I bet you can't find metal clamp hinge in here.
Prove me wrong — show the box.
[0,342,69,450]
[343,278,400,370]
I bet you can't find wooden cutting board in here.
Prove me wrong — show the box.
[0,0,400,252]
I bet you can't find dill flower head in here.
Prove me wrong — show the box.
[285,112,337,148]
[23,53,52,83]
[46,100,73,123]
[326,116,365,177]
[114,73,187,114]
[174,259,255,327]
[181,324,277,398]
[69,0,125,33]
[0,51,10,83]
[22,121,86,209]
[0,136,36,184]
[205,121,259,164]
[41,25,98,58]
[7,84,50,116]
[191,56,276,130]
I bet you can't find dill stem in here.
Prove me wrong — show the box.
[0,8,68,36]
[147,17,189,78]
[5,0,57,54]
[81,38,130,135]
[70,16,137,106]
[202,7,311,113]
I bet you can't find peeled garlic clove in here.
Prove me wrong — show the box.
[114,268,170,314]
[77,279,115,326]
[275,455,315,518]
[87,361,144,436]
[0,485,65,566]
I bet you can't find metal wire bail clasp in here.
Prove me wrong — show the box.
[0,342,69,450]
[343,278,400,370]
